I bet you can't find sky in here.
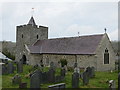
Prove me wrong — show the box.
[0,1,118,42]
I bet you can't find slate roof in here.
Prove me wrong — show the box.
[28,16,36,26]
[28,34,104,55]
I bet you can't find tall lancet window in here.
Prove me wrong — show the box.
[104,48,109,64]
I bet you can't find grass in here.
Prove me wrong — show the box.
[2,65,118,88]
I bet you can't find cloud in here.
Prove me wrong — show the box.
[0,2,118,41]
[108,29,118,41]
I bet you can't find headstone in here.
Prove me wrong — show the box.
[72,72,79,88]
[118,72,120,90]
[19,83,27,88]
[48,68,55,83]
[86,67,91,78]
[50,61,55,70]
[2,64,8,74]
[83,71,89,85]
[30,72,40,88]
[48,83,66,90]
[12,74,21,84]
[42,72,48,83]
[109,80,116,89]
[7,62,14,74]
[91,66,95,78]
[17,61,23,73]
[61,67,66,77]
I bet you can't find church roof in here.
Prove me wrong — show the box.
[28,16,36,26]
[28,34,104,55]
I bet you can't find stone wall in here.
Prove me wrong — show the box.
[95,33,115,71]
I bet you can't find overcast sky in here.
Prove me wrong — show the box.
[0,1,118,42]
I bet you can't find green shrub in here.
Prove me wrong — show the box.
[59,59,67,67]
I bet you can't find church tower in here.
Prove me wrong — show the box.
[16,16,48,63]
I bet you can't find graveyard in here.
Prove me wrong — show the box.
[1,61,118,89]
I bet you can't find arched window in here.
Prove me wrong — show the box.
[104,48,109,64]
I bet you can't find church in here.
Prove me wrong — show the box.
[16,16,116,71]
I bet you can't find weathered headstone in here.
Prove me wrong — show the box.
[86,67,91,78]
[118,72,120,90]
[48,68,55,83]
[61,67,66,77]
[72,72,79,88]
[109,80,116,89]
[17,61,23,73]
[30,72,40,88]
[7,62,14,74]
[91,66,95,78]
[2,64,8,74]
[83,71,89,85]
[12,74,21,84]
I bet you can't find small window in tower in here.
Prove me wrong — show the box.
[37,35,39,39]
[104,48,109,64]
[22,34,23,38]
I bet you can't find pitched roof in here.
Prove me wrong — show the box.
[28,34,104,55]
[28,16,36,26]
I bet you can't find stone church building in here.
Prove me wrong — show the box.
[16,16,116,71]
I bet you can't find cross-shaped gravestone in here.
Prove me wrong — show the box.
[30,72,40,88]
[72,72,79,88]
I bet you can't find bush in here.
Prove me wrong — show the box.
[2,48,15,60]
[59,59,67,67]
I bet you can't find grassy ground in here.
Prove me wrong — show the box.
[2,65,118,88]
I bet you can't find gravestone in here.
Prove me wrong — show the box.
[72,72,79,88]
[7,62,14,74]
[109,80,116,89]
[17,61,23,73]
[48,68,55,83]
[42,72,49,83]
[50,61,55,70]
[86,67,91,78]
[12,74,21,84]
[91,66,95,78]
[83,71,89,85]
[48,83,66,90]
[61,67,66,77]
[2,64,8,74]
[118,72,120,90]
[30,72,40,88]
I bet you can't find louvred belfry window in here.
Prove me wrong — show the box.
[104,48,109,64]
